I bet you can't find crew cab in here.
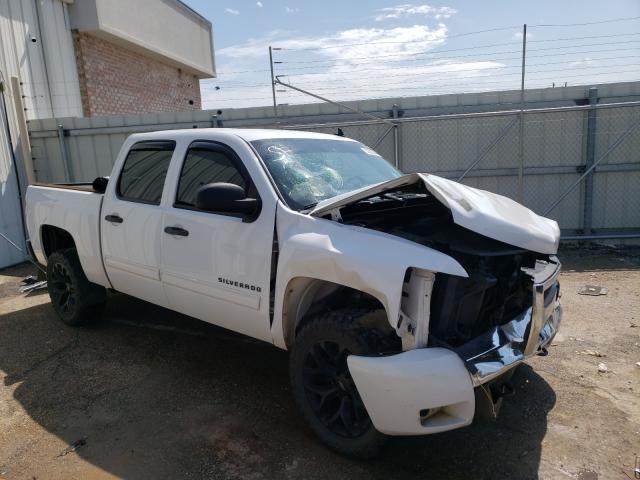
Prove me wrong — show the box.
[25,129,562,457]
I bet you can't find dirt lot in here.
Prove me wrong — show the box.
[0,246,638,480]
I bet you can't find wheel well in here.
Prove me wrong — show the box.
[282,277,394,349]
[41,225,76,258]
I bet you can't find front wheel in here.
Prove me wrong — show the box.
[289,310,386,458]
[47,248,106,326]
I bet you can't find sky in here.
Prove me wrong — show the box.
[182,0,640,110]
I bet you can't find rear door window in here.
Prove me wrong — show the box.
[117,141,176,205]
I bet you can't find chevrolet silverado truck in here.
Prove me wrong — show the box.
[25,128,562,457]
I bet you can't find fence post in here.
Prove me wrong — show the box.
[392,104,400,169]
[582,87,598,235]
[57,124,73,182]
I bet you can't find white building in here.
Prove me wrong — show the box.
[0,0,215,268]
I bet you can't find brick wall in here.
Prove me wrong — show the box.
[73,32,201,116]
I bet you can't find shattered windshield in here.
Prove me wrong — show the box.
[250,138,401,210]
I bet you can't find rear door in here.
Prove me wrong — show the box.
[160,141,274,341]
[101,140,175,307]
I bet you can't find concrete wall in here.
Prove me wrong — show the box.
[68,0,215,78]
[74,32,202,116]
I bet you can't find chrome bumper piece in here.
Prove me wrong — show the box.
[455,257,562,387]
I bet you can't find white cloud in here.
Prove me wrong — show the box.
[256,1,263,6]
[218,25,448,60]
[285,7,298,13]
[206,23,513,109]
[225,7,239,15]
[374,4,457,21]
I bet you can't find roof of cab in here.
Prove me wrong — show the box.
[127,128,355,143]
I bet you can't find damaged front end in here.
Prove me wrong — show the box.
[322,174,562,434]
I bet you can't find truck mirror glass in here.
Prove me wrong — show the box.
[195,182,259,218]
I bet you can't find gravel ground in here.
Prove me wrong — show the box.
[0,245,638,480]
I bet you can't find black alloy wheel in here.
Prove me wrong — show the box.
[302,339,370,438]
[46,248,106,326]
[49,260,77,317]
[290,310,386,457]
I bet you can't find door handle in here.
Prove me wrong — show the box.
[164,226,189,237]
[104,214,123,223]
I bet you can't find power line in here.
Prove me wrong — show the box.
[203,55,640,90]
[283,61,640,90]
[276,26,521,52]
[276,32,639,65]
[276,67,640,95]
[275,16,640,52]
[280,40,521,63]
[527,32,639,43]
[215,17,640,73]
[207,69,640,103]
[272,46,640,80]
[273,39,640,73]
[530,16,640,27]
[215,31,640,75]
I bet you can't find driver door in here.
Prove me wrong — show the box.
[160,141,274,342]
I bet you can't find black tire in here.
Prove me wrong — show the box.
[46,248,106,326]
[290,310,386,458]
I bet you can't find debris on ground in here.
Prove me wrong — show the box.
[597,363,609,374]
[21,275,38,285]
[19,280,47,294]
[581,350,606,357]
[578,285,608,296]
[57,437,87,457]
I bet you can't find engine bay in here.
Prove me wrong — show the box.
[328,184,548,347]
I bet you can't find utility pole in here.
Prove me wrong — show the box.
[268,46,278,119]
[517,23,527,203]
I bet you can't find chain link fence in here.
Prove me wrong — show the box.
[27,93,640,240]
[285,101,640,238]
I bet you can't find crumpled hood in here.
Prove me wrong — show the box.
[310,173,560,255]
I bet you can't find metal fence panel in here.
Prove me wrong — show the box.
[26,98,640,239]
[591,106,640,231]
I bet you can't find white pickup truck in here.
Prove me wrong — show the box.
[26,128,562,457]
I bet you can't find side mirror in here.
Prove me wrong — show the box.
[92,176,109,193]
[195,182,260,219]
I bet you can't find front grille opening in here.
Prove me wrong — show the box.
[428,253,540,347]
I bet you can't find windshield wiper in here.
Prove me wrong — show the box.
[300,201,318,212]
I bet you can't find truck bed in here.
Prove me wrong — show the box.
[25,184,110,288]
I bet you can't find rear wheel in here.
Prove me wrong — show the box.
[47,248,106,326]
[289,310,386,458]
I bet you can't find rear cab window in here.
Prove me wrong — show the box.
[117,141,176,205]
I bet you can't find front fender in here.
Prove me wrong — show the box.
[271,206,468,349]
